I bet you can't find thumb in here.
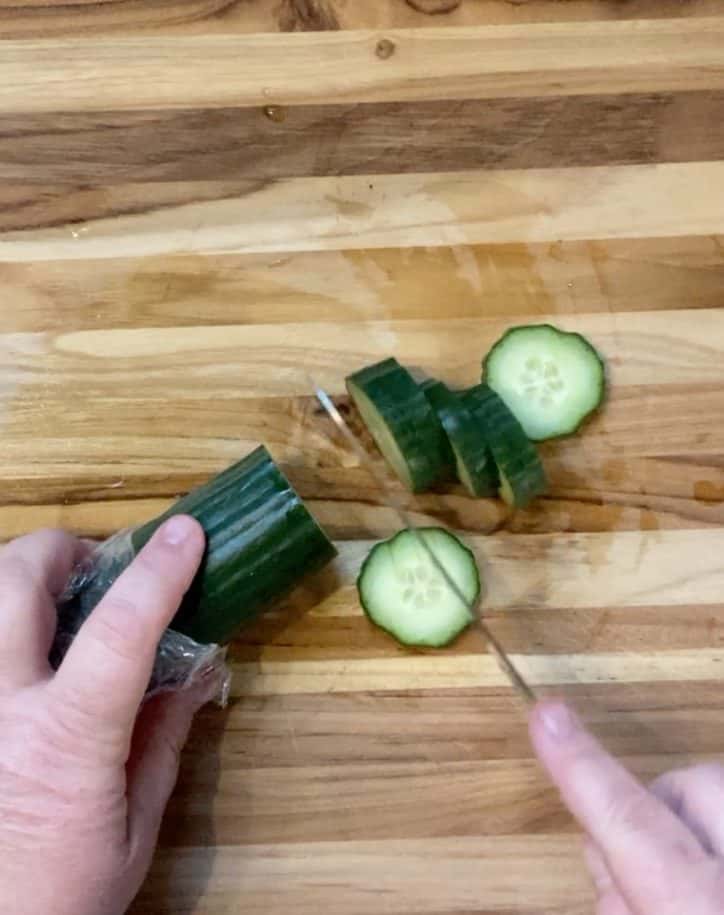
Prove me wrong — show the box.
[126,678,219,861]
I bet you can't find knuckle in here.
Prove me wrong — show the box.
[687,761,724,785]
[157,732,183,780]
[0,555,43,605]
[603,787,654,837]
[87,597,149,662]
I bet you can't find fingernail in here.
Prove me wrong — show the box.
[539,701,578,741]
[161,515,195,546]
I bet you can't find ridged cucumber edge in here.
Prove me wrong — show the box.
[357,527,480,648]
[132,446,338,644]
[420,379,498,497]
[482,323,607,441]
[346,358,449,492]
[463,385,547,509]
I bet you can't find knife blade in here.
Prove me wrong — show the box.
[310,380,536,707]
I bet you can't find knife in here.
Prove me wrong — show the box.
[310,380,536,708]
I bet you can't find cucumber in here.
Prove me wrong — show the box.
[484,323,605,441]
[131,446,338,644]
[463,385,547,509]
[358,527,480,648]
[346,358,448,492]
[420,379,498,497]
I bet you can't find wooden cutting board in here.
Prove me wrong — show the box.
[3,2,724,913]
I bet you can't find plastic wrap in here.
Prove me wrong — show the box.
[52,529,231,704]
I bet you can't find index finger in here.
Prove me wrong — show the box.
[529,700,714,915]
[51,516,205,752]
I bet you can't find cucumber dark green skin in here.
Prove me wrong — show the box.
[131,446,337,644]
[346,358,449,492]
[420,379,498,497]
[463,385,547,509]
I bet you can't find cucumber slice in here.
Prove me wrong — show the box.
[346,358,448,492]
[420,379,498,497]
[463,385,547,509]
[484,323,605,441]
[131,446,337,644]
[358,527,479,648]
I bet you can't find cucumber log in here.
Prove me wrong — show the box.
[131,446,337,644]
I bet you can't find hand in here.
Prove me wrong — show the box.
[530,700,724,915]
[0,517,212,915]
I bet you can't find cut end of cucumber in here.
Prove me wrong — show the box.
[358,527,479,648]
[348,383,416,489]
[346,359,448,493]
[484,323,605,441]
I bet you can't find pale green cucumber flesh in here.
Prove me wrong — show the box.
[346,359,448,492]
[358,527,479,648]
[484,323,605,441]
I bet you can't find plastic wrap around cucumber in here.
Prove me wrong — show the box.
[346,358,449,492]
[484,323,605,441]
[463,385,547,509]
[358,527,480,647]
[420,378,498,497]
[52,447,337,693]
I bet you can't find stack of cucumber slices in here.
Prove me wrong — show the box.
[347,323,605,510]
[352,323,605,648]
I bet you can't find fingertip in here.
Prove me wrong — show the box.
[530,699,580,747]
[156,514,205,552]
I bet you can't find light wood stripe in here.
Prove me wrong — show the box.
[3,20,724,114]
[3,309,720,392]
[229,650,724,696]
[2,236,724,335]
[133,837,591,914]
[3,163,724,261]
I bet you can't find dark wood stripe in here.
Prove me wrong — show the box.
[184,684,724,770]
[2,91,724,184]
[228,604,724,662]
[1,0,719,41]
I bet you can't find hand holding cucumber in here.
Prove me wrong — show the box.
[0,518,216,915]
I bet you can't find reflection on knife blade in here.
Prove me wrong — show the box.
[310,379,536,708]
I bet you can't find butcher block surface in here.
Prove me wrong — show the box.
[3,2,724,913]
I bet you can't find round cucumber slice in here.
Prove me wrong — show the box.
[483,323,606,441]
[358,527,480,648]
[346,358,448,492]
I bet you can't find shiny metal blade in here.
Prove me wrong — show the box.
[311,380,536,707]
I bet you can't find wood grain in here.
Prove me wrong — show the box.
[4,91,724,184]
[3,20,724,114]
[3,8,724,915]
[1,0,721,40]
[3,162,724,261]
